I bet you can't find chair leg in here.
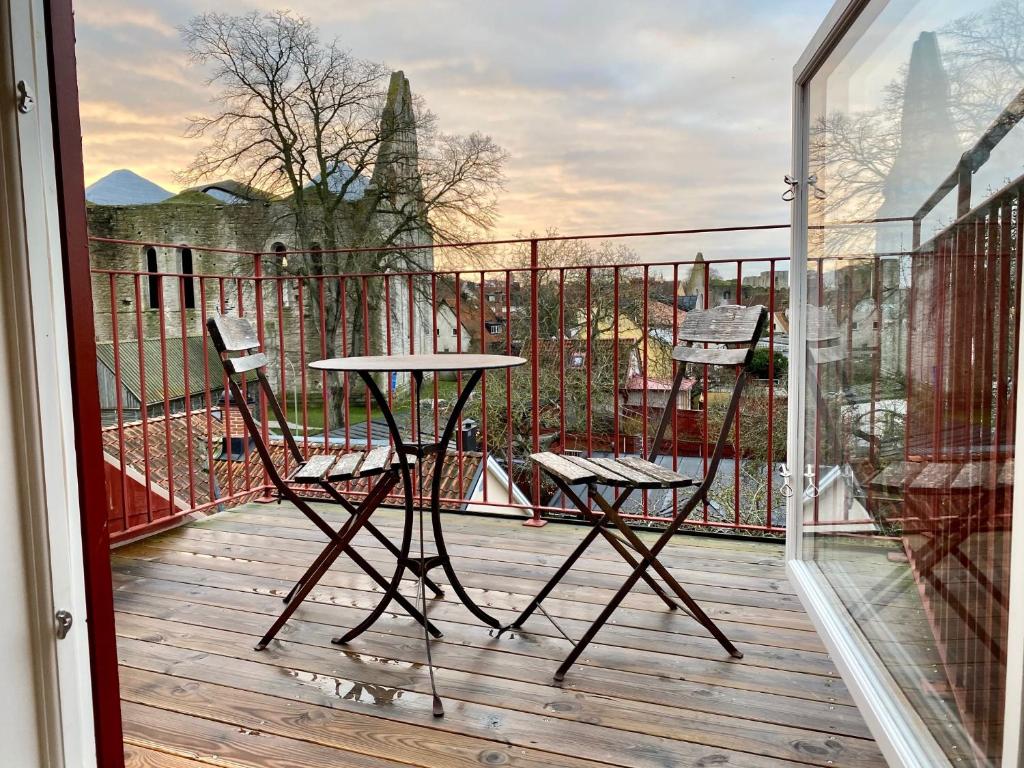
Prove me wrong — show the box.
[319,480,445,598]
[599,496,742,660]
[502,521,605,632]
[555,495,742,681]
[597,528,680,610]
[333,472,418,646]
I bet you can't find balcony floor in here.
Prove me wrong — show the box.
[113,503,884,767]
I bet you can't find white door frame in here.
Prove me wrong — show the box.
[785,1,1024,766]
[1,0,98,763]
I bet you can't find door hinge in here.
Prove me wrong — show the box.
[55,609,73,640]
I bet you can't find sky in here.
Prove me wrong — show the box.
[74,0,833,261]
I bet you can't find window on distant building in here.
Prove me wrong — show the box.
[180,247,196,309]
[145,247,160,309]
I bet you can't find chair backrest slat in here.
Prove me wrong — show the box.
[208,314,260,352]
[206,313,305,474]
[672,346,748,366]
[677,305,765,345]
[228,352,270,375]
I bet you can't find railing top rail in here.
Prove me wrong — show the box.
[88,222,792,258]
[89,254,792,281]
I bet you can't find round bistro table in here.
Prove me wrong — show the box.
[309,353,525,715]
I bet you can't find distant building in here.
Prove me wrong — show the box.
[87,72,434,391]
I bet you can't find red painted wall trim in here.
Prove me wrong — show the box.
[42,0,125,764]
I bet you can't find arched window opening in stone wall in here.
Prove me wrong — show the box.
[144,246,159,310]
[180,247,195,310]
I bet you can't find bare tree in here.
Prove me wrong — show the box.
[180,10,506,425]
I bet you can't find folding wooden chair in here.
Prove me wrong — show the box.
[504,304,768,681]
[207,314,443,651]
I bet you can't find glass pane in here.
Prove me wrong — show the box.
[803,1,1021,763]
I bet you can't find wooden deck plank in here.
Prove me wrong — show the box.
[111,557,839,697]
[193,511,803,605]
[136,522,800,599]
[123,743,217,768]
[115,504,883,767]
[112,585,869,739]
[122,531,817,645]
[116,617,880,767]
[114,542,830,674]
[169,520,789,585]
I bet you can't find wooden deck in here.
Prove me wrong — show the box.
[113,503,884,767]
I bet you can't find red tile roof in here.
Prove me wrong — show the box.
[102,410,484,516]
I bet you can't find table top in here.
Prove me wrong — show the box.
[310,353,527,373]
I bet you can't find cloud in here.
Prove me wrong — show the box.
[75,0,831,253]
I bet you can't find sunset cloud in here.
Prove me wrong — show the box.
[75,0,829,261]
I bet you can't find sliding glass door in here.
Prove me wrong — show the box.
[789,1,1024,765]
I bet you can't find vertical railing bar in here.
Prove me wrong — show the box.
[505,269,514,504]
[339,275,348,453]
[133,272,153,524]
[702,262,709,522]
[362,275,371,451]
[276,277,289,478]
[558,268,566,461]
[218,277,235,499]
[529,240,542,523]
[454,271,464,496]
[298,278,309,457]
[157,266,175,519]
[479,270,489,504]
[251,252,268,493]
[641,265,650,520]
[613,267,620,458]
[384,274,393,417]
[109,273,129,533]
[765,260,776,531]
[733,260,742,527]
[198,277,217,509]
[178,275,196,510]
[671,264,680,521]
[432,272,440,442]
[318,277,329,453]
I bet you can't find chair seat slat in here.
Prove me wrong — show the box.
[358,446,393,477]
[291,454,340,482]
[328,451,366,481]
[561,455,633,485]
[910,462,961,492]
[530,452,596,484]
[614,456,694,487]
[869,461,923,491]
[587,457,664,487]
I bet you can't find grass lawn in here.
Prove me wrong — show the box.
[284,376,461,430]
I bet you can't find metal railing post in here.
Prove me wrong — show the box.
[252,249,276,501]
[525,238,547,526]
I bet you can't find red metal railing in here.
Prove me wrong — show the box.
[89,226,791,543]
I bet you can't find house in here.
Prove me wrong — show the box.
[94,336,254,425]
[434,280,503,353]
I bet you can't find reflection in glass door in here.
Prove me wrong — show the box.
[797,1,1022,764]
